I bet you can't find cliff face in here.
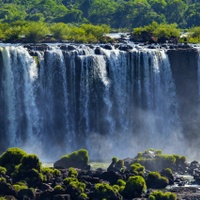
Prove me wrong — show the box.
[167,48,200,145]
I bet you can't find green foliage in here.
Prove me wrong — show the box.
[50,22,69,40]
[146,171,169,189]
[153,23,180,38]
[122,175,147,198]
[148,190,177,200]
[23,21,50,42]
[0,147,27,175]
[187,26,200,43]
[132,22,180,43]
[0,0,199,29]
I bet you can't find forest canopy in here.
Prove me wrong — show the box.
[0,0,199,29]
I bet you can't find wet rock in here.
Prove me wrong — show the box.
[100,171,122,185]
[118,44,133,51]
[53,194,70,200]
[0,182,17,197]
[94,47,102,55]
[18,188,36,200]
[101,44,113,50]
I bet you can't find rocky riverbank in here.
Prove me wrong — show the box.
[1,148,200,199]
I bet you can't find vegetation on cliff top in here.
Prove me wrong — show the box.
[0,0,199,29]
[0,0,200,43]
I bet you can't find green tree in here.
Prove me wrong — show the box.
[23,21,50,42]
[164,0,188,26]
[88,0,118,24]
[50,22,70,40]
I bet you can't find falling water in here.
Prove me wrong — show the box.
[0,44,192,160]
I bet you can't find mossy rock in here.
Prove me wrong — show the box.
[54,149,90,170]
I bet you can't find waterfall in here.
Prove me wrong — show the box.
[0,44,187,160]
[0,46,41,152]
[197,47,200,97]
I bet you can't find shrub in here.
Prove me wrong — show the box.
[0,148,27,175]
[23,21,50,42]
[187,26,200,43]
[131,22,180,43]
[50,22,70,40]
[146,172,169,189]
[122,176,147,198]
[148,190,177,200]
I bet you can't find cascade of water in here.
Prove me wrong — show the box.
[1,46,40,151]
[0,44,182,160]
[1,47,18,146]
[197,48,200,97]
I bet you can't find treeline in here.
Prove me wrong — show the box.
[0,0,200,29]
[0,21,200,43]
[0,21,110,43]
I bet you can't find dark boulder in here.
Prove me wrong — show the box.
[100,171,122,185]
[94,47,102,55]
[52,194,70,200]
[54,149,90,170]
[18,188,36,200]
[0,182,17,197]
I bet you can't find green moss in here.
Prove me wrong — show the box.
[146,171,169,189]
[93,183,121,199]
[42,167,61,182]
[148,190,177,200]
[0,147,27,175]
[122,176,147,198]
[133,149,186,171]
[131,163,145,175]
[54,184,64,191]
[68,167,78,178]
